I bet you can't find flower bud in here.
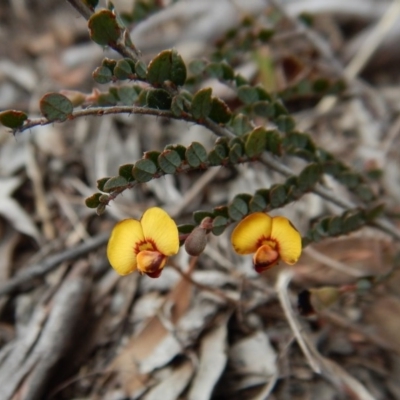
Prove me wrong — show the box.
[184,227,208,256]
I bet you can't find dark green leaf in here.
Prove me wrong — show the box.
[132,159,157,182]
[230,113,252,136]
[118,85,141,105]
[245,127,268,158]
[189,59,207,75]
[276,115,295,133]
[39,93,73,122]
[103,175,129,192]
[205,62,224,80]
[114,59,134,80]
[158,150,182,174]
[266,130,281,155]
[96,177,111,192]
[209,97,231,124]
[88,10,121,46]
[237,85,259,104]
[249,189,269,212]
[147,49,187,86]
[354,184,375,202]
[337,172,361,189]
[0,110,27,129]
[185,142,208,167]
[85,193,102,208]
[269,184,287,208]
[253,101,275,118]
[165,144,186,160]
[229,142,244,164]
[135,60,147,79]
[191,88,212,119]
[365,204,384,221]
[146,89,172,110]
[193,210,214,225]
[171,94,186,116]
[92,66,113,84]
[118,164,134,181]
[213,206,229,219]
[143,150,161,166]
[228,196,248,221]
[297,163,321,192]
[328,216,342,236]
[178,224,195,234]
[101,58,117,73]
[212,216,229,236]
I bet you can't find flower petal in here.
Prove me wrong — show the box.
[141,207,179,256]
[137,250,167,278]
[270,216,302,264]
[253,244,279,273]
[231,213,273,255]
[107,219,144,275]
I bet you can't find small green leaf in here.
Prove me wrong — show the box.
[229,114,252,136]
[143,150,161,166]
[118,85,141,105]
[237,85,259,104]
[328,216,342,236]
[101,58,117,73]
[97,177,111,191]
[189,59,207,75]
[132,159,157,182]
[276,115,295,133]
[185,142,208,167]
[135,60,147,79]
[103,175,129,192]
[193,210,214,225]
[88,9,121,46]
[342,211,364,233]
[365,204,384,221]
[337,172,361,189]
[354,184,375,202]
[208,144,227,166]
[158,150,182,174]
[171,94,186,116]
[85,193,102,208]
[118,164,134,181]
[114,59,134,80]
[253,101,275,118]
[297,163,321,192]
[269,184,287,208]
[146,89,172,110]
[266,130,281,155]
[245,127,268,158]
[39,93,73,122]
[209,97,231,124]
[0,110,27,129]
[205,62,224,80]
[92,66,113,84]
[165,144,187,160]
[229,142,244,164]
[147,49,187,86]
[191,88,212,119]
[213,206,229,219]
[228,196,249,221]
[212,216,229,236]
[249,189,269,212]
[178,224,195,234]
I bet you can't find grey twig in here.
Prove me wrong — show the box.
[0,232,109,297]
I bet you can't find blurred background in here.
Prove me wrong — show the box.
[0,0,400,399]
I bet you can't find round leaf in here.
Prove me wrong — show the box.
[103,175,129,192]
[39,93,73,122]
[191,88,212,120]
[85,193,102,208]
[92,66,113,84]
[88,9,121,46]
[245,127,268,158]
[209,97,231,124]
[0,110,27,129]
[158,150,182,174]
[132,159,157,182]
[185,142,208,168]
[228,196,248,221]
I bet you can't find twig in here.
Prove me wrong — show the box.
[276,269,322,373]
[0,232,109,297]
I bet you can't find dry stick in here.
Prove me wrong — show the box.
[276,269,322,374]
[317,0,400,113]
[0,232,109,297]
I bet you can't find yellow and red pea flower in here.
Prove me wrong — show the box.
[107,207,179,278]
[231,212,302,273]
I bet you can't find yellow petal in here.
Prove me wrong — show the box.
[137,250,167,278]
[141,207,179,256]
[107,219,144,275]
[270,216,302,264]
[231,213,273,255]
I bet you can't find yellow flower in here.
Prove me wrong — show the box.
[107,207,179,278]
[231,213,302,273]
